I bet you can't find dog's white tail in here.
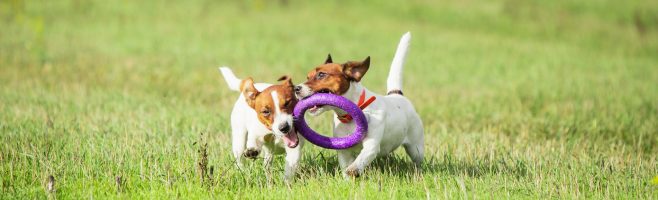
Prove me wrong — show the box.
[218,66,242,92]
[386,32,411,95]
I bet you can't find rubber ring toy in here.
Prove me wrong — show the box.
[293,93,367,149]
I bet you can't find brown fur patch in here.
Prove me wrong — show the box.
[243,77,298,128]
[342,56,370,82]
[241,78,259,108]
[302,57,370,95]
[304,63,352,95]
[239,79,250,92]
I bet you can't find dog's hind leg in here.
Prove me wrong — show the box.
[403,118,424,167]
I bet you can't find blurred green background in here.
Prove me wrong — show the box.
[1,0,657,199]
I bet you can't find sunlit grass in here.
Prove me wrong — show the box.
[1,0,657,199]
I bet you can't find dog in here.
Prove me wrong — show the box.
[218,67,303,182]
[294,32,423,177]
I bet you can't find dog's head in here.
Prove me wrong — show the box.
[241,76,299,148]
[294,54,370,115]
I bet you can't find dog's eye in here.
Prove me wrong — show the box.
[283,100,291,107]
[315,72,327,80]
[261,109,271,116]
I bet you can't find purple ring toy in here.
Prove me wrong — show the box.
[293,93,367,149]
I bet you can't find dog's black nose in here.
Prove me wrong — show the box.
[294,86,301,93]
[279,123,291,133]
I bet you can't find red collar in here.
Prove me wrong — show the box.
[337,90,376,123]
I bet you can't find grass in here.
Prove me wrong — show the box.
[1,0,657,199]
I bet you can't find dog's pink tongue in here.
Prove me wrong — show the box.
[282,133,299,148]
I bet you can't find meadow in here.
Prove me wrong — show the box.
[1,0,657,199]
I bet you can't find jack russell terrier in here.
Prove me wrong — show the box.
[294,32,423,177]
[218,67,303,182]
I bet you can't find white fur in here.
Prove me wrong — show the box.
[218,67,242,91]
[217,67,303,182]
[387,32,411,93]
[297,33,423,177]
[270,91,295,137]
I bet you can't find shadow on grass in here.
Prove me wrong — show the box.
[299,151,530,180]
[375,153,529,179]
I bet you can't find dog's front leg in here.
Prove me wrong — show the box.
[242,130,262,160]
[231,128,247,168]
[345,127,383,178]
[283,144,302,183]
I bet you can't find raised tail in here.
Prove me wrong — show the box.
[386,32,411,95]
[218,66,243,92]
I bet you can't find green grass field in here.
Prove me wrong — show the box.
[1,0,657,199]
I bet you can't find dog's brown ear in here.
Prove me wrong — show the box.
[325,54,333,64]
[241,77,259,108]
[342,56,370,82]
[277,75,293,88]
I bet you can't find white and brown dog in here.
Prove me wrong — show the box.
[294,32,423,177]
[218,67,302,182]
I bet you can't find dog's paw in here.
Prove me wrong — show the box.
[243,149,259,159]
[283,176,295,184]
[345,166,361,178]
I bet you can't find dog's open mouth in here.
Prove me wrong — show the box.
[306,89,330,114]
[282,132,299,148]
